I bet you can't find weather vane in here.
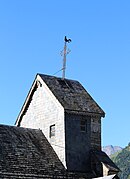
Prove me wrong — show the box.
[60,36,72,79]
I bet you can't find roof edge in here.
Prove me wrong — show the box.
[65,109,105,118]
[15,74,40,126]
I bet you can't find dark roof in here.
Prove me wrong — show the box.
[0,124,66,177]
[0,124,94,178]
[39,74,105,117]
[91,150,120,172]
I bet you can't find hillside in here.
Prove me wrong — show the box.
[110,143,130,179]
[102,145,122,156]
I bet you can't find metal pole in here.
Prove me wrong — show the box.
[62,41,67,79]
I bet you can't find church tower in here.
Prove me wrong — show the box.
[16,73,106,173]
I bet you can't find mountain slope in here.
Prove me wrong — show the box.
[110,143,130,179]
[102,145,122,156]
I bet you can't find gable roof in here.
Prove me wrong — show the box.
[39,74,105,117]
[16,73,105,126]
[0,124,66,177]
[91,150,120,173]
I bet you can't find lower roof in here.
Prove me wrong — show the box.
[0,124,65,176]
[91,150,120,172]
[0,124,95,178]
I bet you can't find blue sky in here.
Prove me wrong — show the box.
[0,0,129,148]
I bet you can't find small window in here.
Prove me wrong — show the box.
[80,119,86,132]
[50,124,55,138]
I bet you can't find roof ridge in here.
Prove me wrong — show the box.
[38,73,79,83]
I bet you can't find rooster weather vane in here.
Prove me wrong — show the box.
[61,36,72,79]
[64,36,72,43]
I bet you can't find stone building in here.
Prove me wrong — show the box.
[0,73,119,178]
[16,74,119,176]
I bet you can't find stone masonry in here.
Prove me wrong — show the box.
[17,75,66,167]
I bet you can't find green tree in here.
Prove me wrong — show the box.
[110,144,130,179]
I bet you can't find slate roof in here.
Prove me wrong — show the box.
[0,124,94,178]
[39,74,105,117]
[0,124,67,178]
[91,150,120,172]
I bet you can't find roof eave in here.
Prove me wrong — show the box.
[65,108,105,118]
[15,74,40,126]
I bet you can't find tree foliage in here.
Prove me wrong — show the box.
[111,143,130,179]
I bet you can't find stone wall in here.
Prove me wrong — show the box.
[91,117,101,150]
[18,79,66,167]
[65,113,91,172]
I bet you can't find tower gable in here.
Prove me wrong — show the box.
[15,73,106,171]
[16,74,66,166]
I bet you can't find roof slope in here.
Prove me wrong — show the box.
[39,74,105,117]
[91,150,120,172]
[0,124,95,178]
[0,124,66,177]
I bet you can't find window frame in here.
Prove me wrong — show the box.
[80,119,86,132]
[50,124,55,138]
